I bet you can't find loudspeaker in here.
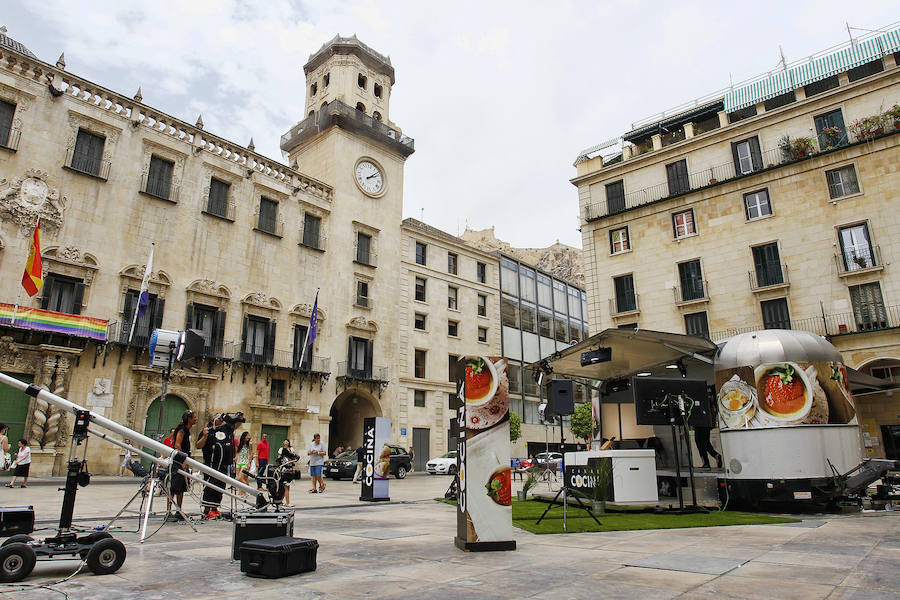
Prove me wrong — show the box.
[546,380,574,416]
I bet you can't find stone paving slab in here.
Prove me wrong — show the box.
[343,528,427,540]
[625,552,747,575]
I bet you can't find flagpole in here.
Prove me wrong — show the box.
[11,287,22,325]
[297,288,319,369]
[128,242,154,344]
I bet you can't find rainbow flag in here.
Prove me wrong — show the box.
[0,303,107,341]
[21,218,42,297]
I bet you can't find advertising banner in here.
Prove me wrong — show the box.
[455,356,516,552]
[359,416,390,502]
[716,360,856,430]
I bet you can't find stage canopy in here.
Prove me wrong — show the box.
[526,328,718,382]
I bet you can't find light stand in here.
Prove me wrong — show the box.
[662,394,707,514]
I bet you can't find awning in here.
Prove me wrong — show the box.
[526,328,717,381]
[724,27,900,113]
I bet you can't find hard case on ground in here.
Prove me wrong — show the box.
[231,510,294,560]
[0,506,35,536]
[239,535,318,578]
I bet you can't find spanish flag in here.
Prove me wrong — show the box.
[21,218,43,297]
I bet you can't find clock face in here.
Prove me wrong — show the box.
[355,160,384,196]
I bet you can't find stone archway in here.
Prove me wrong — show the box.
[328,388,381,454]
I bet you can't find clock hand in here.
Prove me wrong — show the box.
[366,173,379,179]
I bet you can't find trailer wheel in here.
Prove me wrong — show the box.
[1,535,34,548]
[0,543,36,583]
[86,538,126,575]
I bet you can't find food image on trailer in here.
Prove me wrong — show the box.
[716,360,856,430]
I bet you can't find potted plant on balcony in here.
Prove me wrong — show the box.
[821,125,842,150]
[851,115,886,140]
[887,104,900,130]
[778,135,793,162]
[790,136,815,158]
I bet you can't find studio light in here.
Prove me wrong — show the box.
[580,347,612,367]
[148,329,206,368]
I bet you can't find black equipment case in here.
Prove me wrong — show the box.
[239,536,318,578]
[0,506,35,536]
[232,510,294,560]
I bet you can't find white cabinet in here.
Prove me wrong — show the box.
[565,450,658,504]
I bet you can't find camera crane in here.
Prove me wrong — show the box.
[0,348,269,582]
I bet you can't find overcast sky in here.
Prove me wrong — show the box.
[4,1,896,248]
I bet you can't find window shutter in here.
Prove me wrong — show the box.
[365,339,373,378]
[72,282,85,316]
[40,275,54,310]
[184,303,194,330]
[240,315,250,361]
[730,142,741,175]
[213,311,226,357]
[122,291,136,344]
[347,337,353,374]
[152,297,165,330]
[264,320,276,364]
[749,137,763,171]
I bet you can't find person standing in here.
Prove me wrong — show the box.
[119,440,133,476]
[694,425,723,469]
[198,414,233,519]
[235,432,252,494]
[409,445,415,472]
[162,428,175,449]
[6,439,32,488]
[0,424,11,472]
[255,433,270,490]
[166,410,196,520]
[307,433,327,493]
[352,444,365,483]
[277,439,299,507]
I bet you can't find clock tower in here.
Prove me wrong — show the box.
[280,35,414,450]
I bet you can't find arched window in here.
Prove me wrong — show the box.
[373,111,382,121]
[374,83,383,98]
[321,101,327,109]
[358,73,367,89]
[356,102,366,113]
[308,110,314,117]
[323,73,330,87]
[310,82,317,96]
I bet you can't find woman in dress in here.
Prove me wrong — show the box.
[235,432,252,494]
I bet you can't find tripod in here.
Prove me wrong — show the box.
[662,394,708,514]
[105,463,197,542]
[535,416,602,531]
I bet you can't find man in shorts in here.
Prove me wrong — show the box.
[307,433,327,493]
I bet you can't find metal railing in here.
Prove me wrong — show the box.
[281,100,414,155]
[0,303,107,341]
[583,133,869,221]
[749,263,790,290]
[674,280,708,303]
[140,172,180,202]
[64,146,111,180]
[355,251,377,267]
[0,127,21,151]
[107,320,151,349]
[203,197,236,221]
[609,293,640,315]
[294,355,330,373]
[709,303,900,341]
[336,361,389,382]
[835,246,882,275]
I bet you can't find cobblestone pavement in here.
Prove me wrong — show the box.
[1,473,898,599]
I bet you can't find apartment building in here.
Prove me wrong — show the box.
[574,27,900,458]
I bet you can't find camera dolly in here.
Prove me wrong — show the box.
[0,410,126,583]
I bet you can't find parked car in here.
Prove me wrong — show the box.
[426,451,457,475]
[323,445,412,480]
[534,452,563,470]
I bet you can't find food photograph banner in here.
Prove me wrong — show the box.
[359,416,390,502]
[716,360,856,430]
[454,356,516,552]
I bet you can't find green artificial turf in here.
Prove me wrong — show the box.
[434,498,800,534]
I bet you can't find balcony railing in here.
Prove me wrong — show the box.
[355,251,377,267]
[0,127,21,151]
[674,280,708,303]
[836,246,882,275]
[140,172,180,203]
[203,197,236,221]
[0,303,107,341]
[107,320,151,349]
[336,361,389,382]
[709,304,900,341]
[293,355,330,374]
[609,293,640,316]
[583,132,873,221]
[749,263,790,290]
[64,146,111,180]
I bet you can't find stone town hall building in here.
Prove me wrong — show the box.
[0,31,501,474]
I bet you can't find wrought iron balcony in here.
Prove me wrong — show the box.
[0,303,107,341]
[336,361,389,383]
[609,293,640,316]
[64,146,111,180]
[835,246,882,276]
[749,263,790,290]
[140,172,180,203]
[709,304,899,341]
[674,280,709,304]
